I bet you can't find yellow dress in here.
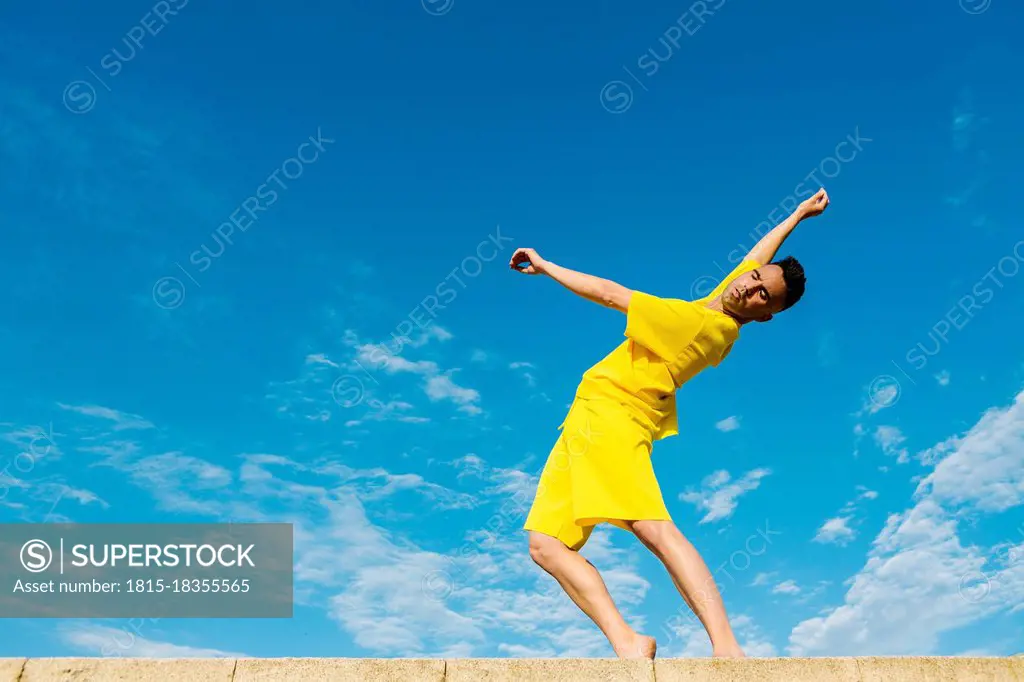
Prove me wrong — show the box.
[523,259,760,550]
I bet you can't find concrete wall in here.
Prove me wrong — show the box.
[2,657,1022,681]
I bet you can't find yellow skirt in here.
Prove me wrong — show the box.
[523,397,671,550]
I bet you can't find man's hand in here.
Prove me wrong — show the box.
[744,187,829,264]
[798,188,830,219]
[509,247,548,275]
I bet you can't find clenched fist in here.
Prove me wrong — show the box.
[509,248,548,275]
[798,188,830,219]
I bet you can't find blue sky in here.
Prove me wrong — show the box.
[1,0,1023,659]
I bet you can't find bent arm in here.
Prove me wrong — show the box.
[746,209,804,265]
[746,188,828,264]
[543,261,633,313]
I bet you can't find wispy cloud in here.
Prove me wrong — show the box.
[715,416,741,432]
[60,624,246,658]
[450,454,487,479]
[359,400,431,425]
[424,374,482,415]
[352,342,483,415]
[509,361,538,388]
[0,421,104,521]
[874,425,909,464]
[680,468,771,523]
[858,377,900,417]
[269,325,484,423]
[814,486,878,546]
[95,451,234,516]
[57,404,155,431]
[772,580,801,595]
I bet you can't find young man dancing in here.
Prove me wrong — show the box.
[510,188,829,659]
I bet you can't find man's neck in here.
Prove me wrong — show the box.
[704,296,747,324]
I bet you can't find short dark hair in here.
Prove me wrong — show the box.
[773,256,806,310]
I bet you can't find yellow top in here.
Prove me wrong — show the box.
[569,259,760,440]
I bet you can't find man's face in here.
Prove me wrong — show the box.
[722,265,788,322]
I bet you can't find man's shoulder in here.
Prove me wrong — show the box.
[630,291,709,316]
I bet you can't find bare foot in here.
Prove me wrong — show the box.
[712,645,745,658]
[615,634,656,660]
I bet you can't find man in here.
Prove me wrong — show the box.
[509,188,829,659]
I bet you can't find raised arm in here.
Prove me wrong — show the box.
[509,248,633,313]
[746,188,829,264]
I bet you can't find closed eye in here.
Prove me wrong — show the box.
[751,270,770,302]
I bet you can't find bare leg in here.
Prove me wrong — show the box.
[628,520,744,657]
[528,531,656,659]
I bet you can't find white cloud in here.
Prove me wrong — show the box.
[788,390,1024,656]
[352,343,482,415]
[814,516,855,546]
[772,580,801,595]
[0,423,60,459]
[914,435,961,467]
[423,326,454,343]
[914,392,1024,513]
[680,468,771,524]
[864,385,897,411]
[306,353,342,369]
[451,454,486,479]
[874,425,909,463]
[363,400,431,424]
[354,325,453,357]
[355,471,478,510]
[104,452,234,516]
[60,624,246,658]
[271,329,484,420]
[57,403,154,431]
[0,422,107,521]
[356,345,437,376]
[936,370,951,387]
[45,483,108,507]
[424,375,482,414]
[817,487,879,546]
[509,362,538,388]
[715,416,741,432]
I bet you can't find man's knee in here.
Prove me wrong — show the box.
[528,531,567,567]
[528,532,554,566]
[630,520,677,554]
